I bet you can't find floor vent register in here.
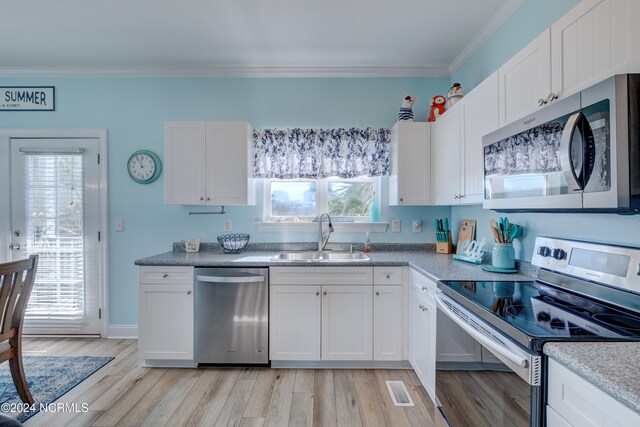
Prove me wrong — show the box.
[385,380,414,407]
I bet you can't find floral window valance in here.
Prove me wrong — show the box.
[253,128,390,179]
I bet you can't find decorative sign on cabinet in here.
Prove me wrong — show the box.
[164,121,255,206]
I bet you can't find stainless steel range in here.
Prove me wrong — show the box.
[435,237,640,427]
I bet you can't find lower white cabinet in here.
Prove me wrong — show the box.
[547,358,640,426]
[269,267,403,362]
[322,286,373,360]
[373,285,403,361]
[409,270,437,399]
[269,285,322,361]
[138,266,194,360]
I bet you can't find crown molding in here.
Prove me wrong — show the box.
[0,66,450,78]
[448,0,524,76]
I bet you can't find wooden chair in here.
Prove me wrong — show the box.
[0,255,38,405]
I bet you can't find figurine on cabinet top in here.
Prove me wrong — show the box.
[398,92,418,121]
[428,95,446,122]
[446,82,464,109]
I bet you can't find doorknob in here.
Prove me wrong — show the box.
[9,243,20,250]
[13,230,21,237]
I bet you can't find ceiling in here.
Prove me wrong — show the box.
[0,0,518,77]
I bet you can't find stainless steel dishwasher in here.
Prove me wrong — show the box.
[195,268,269,365]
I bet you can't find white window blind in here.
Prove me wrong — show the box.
[22,153,85,324]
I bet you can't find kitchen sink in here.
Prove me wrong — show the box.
[271,251,370,262]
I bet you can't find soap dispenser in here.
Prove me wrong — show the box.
[364,232,371,253]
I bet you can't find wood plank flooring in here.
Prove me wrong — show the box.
[21,338,436,427]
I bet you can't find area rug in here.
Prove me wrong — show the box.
[0,355,113,422]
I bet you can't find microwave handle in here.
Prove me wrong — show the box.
[559,112,584,192]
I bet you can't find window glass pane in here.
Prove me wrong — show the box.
[327,181,373,217]
[270,181,317,218]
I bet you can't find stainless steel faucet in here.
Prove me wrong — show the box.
[318,213,334,251]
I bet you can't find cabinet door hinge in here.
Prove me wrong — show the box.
[99,308,102,319]
[97,153,101,164]
[98,231,101,242]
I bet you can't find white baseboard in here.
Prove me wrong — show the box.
[107,324,138,339]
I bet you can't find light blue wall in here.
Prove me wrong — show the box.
[450,0,640,261]
[0,76,450,324]
[452,0,580,91]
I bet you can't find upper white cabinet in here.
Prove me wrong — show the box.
[389,121,431,206]
[164,121,255,205]
[431,103,462,206]
[431,72,498,206]
[551,0,636,101]
[498,29,551,126]
[461,71,499,204]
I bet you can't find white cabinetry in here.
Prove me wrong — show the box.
[431,104,462,206]
[498,29,552,126]
[269,285,321,360]
[138,266,194,361]
[409,270,437,400]
[373,266,403,361]
[551,0,635,101]
[389,121,431,206]
[164,121,255,206]
[431,72,498,206]
[547,358,640,426]
[270,267,388,362]
[322,286,373,360]
[460,71,499,204]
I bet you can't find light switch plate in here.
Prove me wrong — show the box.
[224,220,232,232]
[114,218,124,232]
[391,220,401,233]
[413,220,422,233]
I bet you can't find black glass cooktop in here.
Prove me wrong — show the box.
[439,280,640,348]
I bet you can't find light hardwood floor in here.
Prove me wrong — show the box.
[21,338,436,427]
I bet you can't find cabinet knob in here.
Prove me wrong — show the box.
[376,291,380,296]
[187,290,192,295]
[537,98,548,106]
[419,304,425,310]
[385,274,391,279]
[459,194,464,199]
[162,273,169,278]
[323,291,327,296]
[206,197,211,201]
[400,197,404,202]
[421,286,427,292]
[200,196,205,201]
[315,291,320,296]
[547,92,559,103]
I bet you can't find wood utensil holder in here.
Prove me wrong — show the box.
[436,232,453,254]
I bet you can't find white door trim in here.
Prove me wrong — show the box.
[0,128,109,337]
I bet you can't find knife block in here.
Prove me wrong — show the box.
[436,232,453,254]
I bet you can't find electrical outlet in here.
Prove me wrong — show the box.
[224,220,232,232]
[413,220,422,233]
[391,219,401,233]
[114,218,124,232]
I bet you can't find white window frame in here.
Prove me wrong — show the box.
[258,176,388,232]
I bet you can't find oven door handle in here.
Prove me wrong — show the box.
[436,293,530,369]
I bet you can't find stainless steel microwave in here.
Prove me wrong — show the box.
[483,74,640,213]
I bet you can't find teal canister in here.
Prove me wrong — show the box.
[492,243,515,269]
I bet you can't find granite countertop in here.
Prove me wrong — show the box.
[135,248,533,283]
[544,342,640,414]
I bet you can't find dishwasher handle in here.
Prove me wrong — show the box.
[197,274,265,284]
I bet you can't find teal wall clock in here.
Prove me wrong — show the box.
[127,150,162,184]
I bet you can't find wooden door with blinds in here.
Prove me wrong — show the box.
[10,139,101,335]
